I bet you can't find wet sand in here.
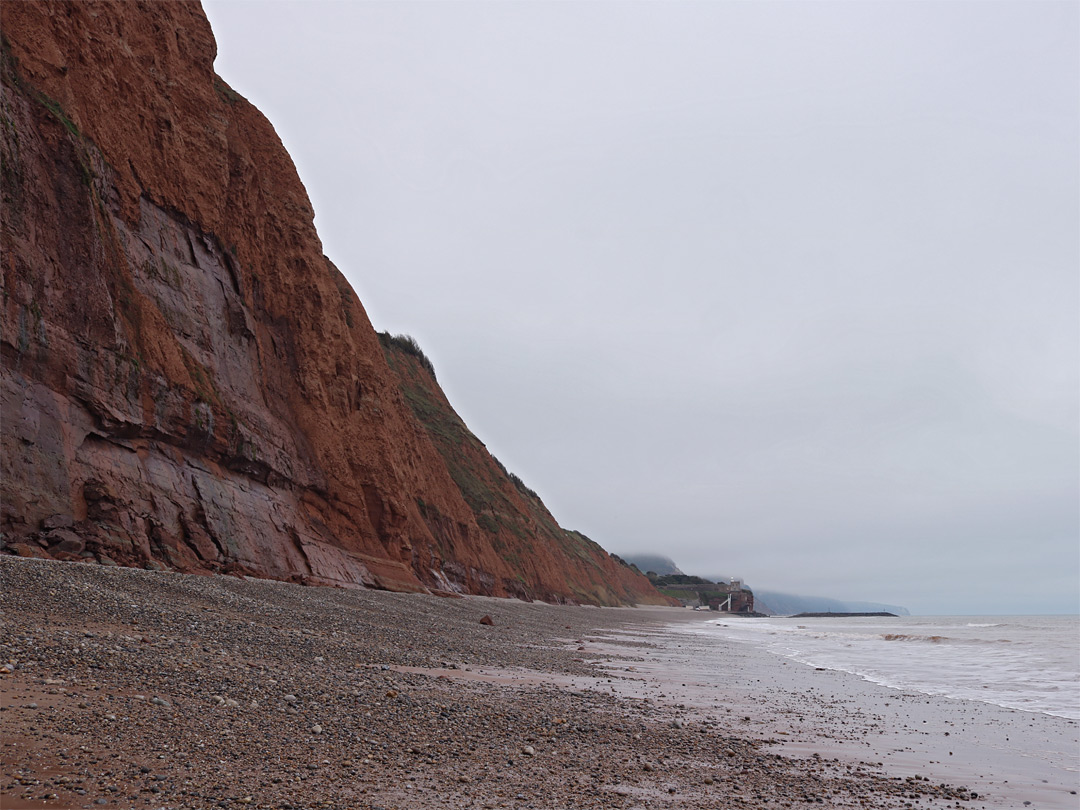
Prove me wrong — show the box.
[2,557,1073,809]
[572,621,1080,809]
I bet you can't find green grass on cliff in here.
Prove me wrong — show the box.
[382,336,509,516]
[213,77,244,106]
[379,332,437,380]
[381,335,649,603]
[382,336,555,569]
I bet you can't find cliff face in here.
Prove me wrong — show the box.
[380,336,667,606]
[0,0,667,607]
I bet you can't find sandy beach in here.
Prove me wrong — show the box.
[2,558,1076,809]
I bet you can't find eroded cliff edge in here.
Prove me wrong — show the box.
[0,0,667,607]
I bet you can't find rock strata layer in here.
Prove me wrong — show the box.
[0,0,666,606]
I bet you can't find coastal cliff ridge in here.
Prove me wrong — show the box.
[0,0,667,607]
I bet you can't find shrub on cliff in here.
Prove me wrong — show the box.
[648,573,714,586]
[378,332,437,380]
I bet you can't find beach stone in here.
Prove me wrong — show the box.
[45,529,84,555]
[479,615,494,626]
[311,724,323,734]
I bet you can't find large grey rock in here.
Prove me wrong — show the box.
[45,529,84,555]
[41,514,75,531]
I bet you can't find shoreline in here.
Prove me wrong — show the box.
[2,557,1075,809]
[576,618,1080,809]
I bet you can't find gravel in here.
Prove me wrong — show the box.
[0,557,977,809]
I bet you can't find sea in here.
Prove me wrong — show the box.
[693,614,1080,720]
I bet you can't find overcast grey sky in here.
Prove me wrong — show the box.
[202,0,1078,615]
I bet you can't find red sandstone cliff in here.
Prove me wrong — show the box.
[0,1,668,606]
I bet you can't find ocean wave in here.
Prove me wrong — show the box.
[881,633,949,643]
[691,615,1080,720]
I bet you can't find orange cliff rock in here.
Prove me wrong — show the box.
[0,1,670,607]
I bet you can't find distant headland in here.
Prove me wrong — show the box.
[622,554,909,616]
[788,612,899,618]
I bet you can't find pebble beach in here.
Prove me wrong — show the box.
[2,558,1074,809]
